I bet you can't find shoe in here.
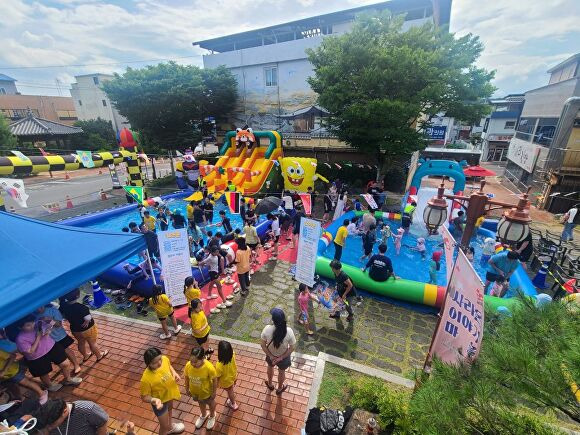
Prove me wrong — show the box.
[195,413,209,429]
[47,383,63,392]
[225,300,233,307]
[208,294,219,299]
[217,303,226,309]
[168,422,185,434]
[63,377,82,386]
[210,307,221,314]
[173,325,182,335]
[226,294,234,300]
[241,291,248,297]
[233,287,240,294]
[206,415,216,430]
[160,333,171,339]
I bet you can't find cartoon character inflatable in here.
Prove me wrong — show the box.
[175,152,200,189]
[280,157,328,192]
[235,126,258,157]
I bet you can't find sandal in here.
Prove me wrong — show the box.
[96,349,109,362]
[82,352,93,362]
[276,384,288,395]
[264,380,275,391]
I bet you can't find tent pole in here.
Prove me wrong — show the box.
[146,250,157,285]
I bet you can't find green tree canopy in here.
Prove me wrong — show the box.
[0,113,18,150]
[307,12,495,174]
[102,62,237,152]
[70,118,117,151]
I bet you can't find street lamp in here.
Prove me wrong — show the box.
[423,179,531,250]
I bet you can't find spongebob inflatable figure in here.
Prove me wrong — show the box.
[280,157,328,192]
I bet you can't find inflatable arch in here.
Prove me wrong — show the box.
[408,159,466,199]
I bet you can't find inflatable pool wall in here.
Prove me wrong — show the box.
[316,211,535,311]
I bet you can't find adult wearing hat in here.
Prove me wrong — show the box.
[260,308,296,395]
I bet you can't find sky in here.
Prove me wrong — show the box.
[0,0,578,97]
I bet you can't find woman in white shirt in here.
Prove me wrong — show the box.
[260,308,296,395]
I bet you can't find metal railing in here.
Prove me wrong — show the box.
[514,130,553,146]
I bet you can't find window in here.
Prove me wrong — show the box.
[264,66,277,87]
[78,100,82,106]
[93,76,99,85]
[504,121,515,129]
[0,88,6,95]
[102,99,107,107]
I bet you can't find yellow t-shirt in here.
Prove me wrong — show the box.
[334,226,348,246]
[190,310,210,338]
[184,286,201,305]
[140,355,181,403]
[0,350,20,380]
[215,353,237,389]
[186,205,194,220]
[144,216,156,230]
[184,360,217,400]
[149,294,173,318]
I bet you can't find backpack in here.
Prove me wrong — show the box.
[305,407,353,434]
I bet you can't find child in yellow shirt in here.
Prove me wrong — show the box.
[215,340,238,410]
[184,347,218,430]
[184,276,201,316]
[140,347,183,434]
[148,284,182,339]
[190,298,212,356]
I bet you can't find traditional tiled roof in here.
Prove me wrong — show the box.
[9,112,83,136]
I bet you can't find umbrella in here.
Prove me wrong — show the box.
[184,191,203,201]
[254,196,283,215]
[463,165,496,177]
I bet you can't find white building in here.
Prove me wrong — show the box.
[480,94,525,162]
[70,74,129,132]
[193,0,452,133]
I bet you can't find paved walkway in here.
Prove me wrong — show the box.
[52,314,314,434]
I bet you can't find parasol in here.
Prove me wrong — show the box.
[254,196,283,215]
[463,165,496,177]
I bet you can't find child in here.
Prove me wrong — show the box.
[148,284,182,339]
[394,228,404,255]
[297,284,319,335]
[268,213,280,259]
[466,246,475,262]
[490,276,508,297]
[190,299,212,356]
[199,246,231,313]
[140,347,184,435]
[406,237,426,258]
[359,224,377,262]
[143,210,156,232]
[481,237,496,264]
[429,251,442,284]
[234,237,252,296]
[184,276,201,317]
[379,221,392,245]
[215,340,239,410]
[184,347,218,430]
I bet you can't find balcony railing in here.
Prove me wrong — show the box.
[514,130,553,147]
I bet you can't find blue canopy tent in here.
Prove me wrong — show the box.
[0,212,145,327]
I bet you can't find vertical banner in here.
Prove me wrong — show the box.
[108,164,122,188]
[158,228,190,306]
[439,225,456,284]
[295,217,321,287]
[226,191,241,214]
[76,150,95,168]
[361,194,378,210]
[0,178,29,207]
[299,193,312,215]
[405,151,420,192]
[429,250,484,365]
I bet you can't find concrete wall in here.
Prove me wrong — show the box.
[522,78,580,117]
[0,80,18,95]
[485,117,517,136]
[0,95,77,125]
[71,75,130,131]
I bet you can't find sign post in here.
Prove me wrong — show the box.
[295,218,321,287]
[108,164,122,189]
[439,226,456,284]
[158,228,191,306]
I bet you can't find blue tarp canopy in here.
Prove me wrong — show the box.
[0,212,145,327]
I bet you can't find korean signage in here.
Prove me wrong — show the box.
[295,217,321,287]
[158,228,190,306]
[507,139,540,173]
[487,134,513,142]
[430,250,484,365]
[439,225,455,285]
[426,126,447,141]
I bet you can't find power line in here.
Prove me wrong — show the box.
[0,55,200,71]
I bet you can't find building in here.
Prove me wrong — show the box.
[480,94,525,162]
[504,53,580,211]
[0,94,78,126]
[193,0,452,149]
[0,74,18,95]
[70,74,129,132]
[9,111,83,148]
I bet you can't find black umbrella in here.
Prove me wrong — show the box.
[254,196,283,215]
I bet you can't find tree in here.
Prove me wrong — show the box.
[70,118,117,151]
[0,113,18,150]
[307,12,495,177]
[102,62,237,152]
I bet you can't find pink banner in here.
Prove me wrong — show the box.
[299,193,312,215]
[430,250,484,365]
[439,225,456,284]
[361,193,378,210]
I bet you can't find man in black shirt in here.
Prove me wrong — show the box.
[170,209,186,229]
[323,192,333,223]
[219,209,233,233]
[362,244,395,282]
[157,208,169,231]
[329,260,355,321]
[140,223,160,260]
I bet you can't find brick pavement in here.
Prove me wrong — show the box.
[51,314,314,434]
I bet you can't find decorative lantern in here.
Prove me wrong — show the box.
[423,182,448,235]
[496,193,531,245]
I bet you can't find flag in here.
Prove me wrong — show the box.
[123,185,144,203]
[439,226,456,284]
[299,193,312,215]
[225,191,241,214]
[429,250,484,366]
[76,150,95,168]
[335,163,342,169]
[0,178,29,207]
